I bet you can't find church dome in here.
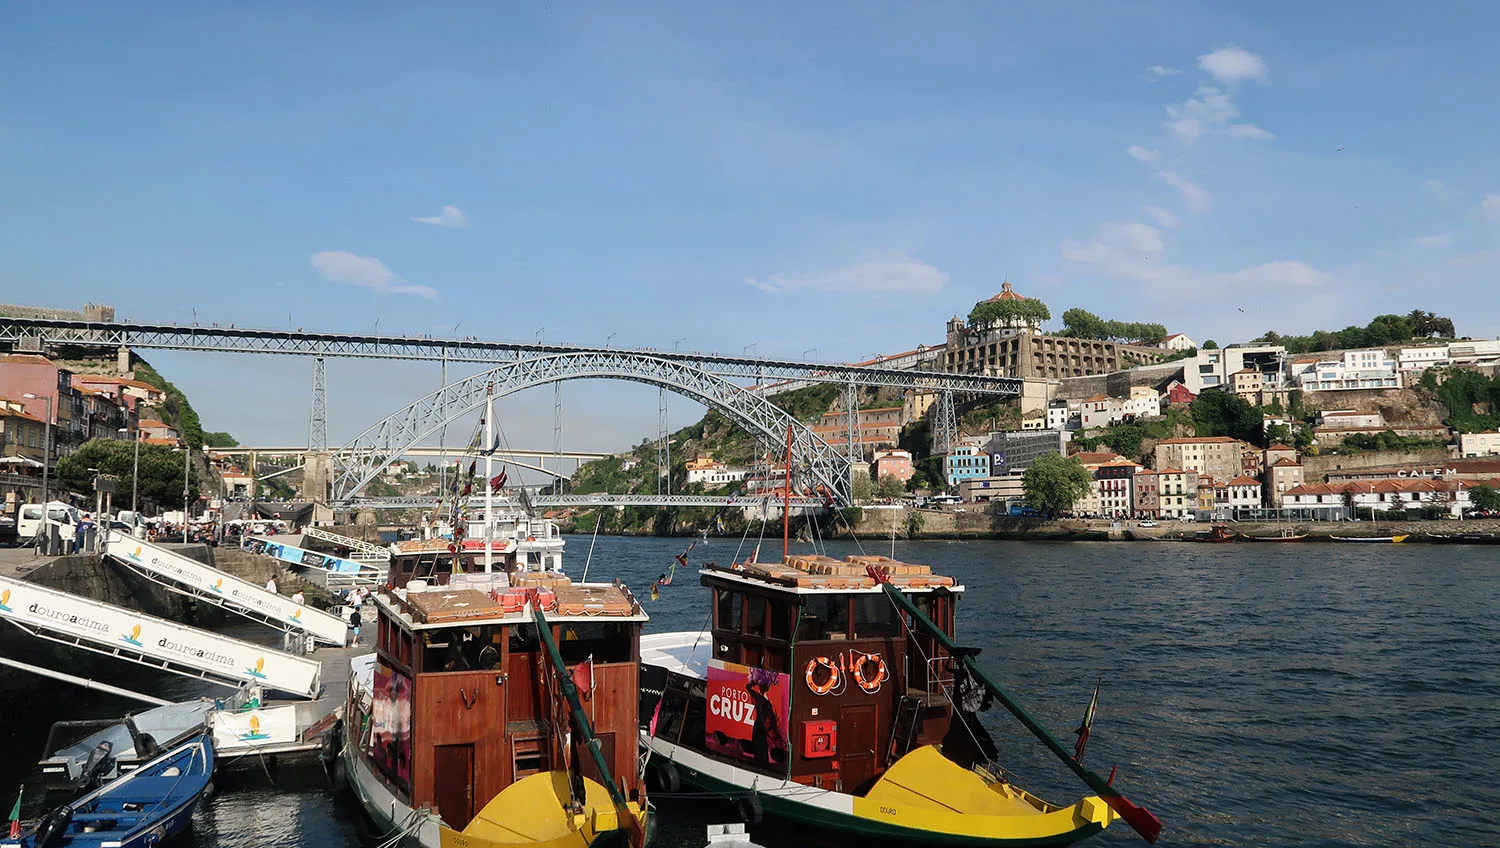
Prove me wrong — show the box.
[987,280,1023,301]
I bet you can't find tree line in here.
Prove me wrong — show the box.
[1059,308,1168,344]
[1255,310,1456,354]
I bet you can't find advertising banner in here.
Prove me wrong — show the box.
[105,532,346,644]
[704,658,791,770]
[371,662,414,788]
[213,704,300,750]
[0,574,320,698]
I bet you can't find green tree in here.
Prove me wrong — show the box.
[968,296,1051,331]
[1021,453,1094,516]
[1202,339,1219,349]
[202,431,239,448]
[873,474,906,499]
[1190,390,1264,445]
[1061,308,1108,339]
[851,473,873,501]
[1470,485,1500,512]
[57,439,201,509]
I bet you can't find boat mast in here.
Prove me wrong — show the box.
[484,383,494,574]
[782,423,792,560]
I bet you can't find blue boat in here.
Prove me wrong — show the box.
[4,733,214,848]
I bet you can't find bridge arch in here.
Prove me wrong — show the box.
[331,351,853,505]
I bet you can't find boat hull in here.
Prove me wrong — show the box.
[341,726,444,848]
[643,735,1108,848]
[1330,535,1409,543]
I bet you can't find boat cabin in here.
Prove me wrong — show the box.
[352,575,648,830]
[646,555,964,794]
[387,513,565,589]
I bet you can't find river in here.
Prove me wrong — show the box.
[2,537,1497,846]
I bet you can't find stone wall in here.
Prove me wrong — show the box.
[1302,448,1455,481]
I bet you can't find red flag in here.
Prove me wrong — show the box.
[1074,679,1101,761]
[865,564,890,584]
[489,470,507,492]
[468,460,477,478]
[570,656,593,695]
[460,483,472,497]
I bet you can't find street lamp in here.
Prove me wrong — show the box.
[119,426,142,514]
[182,444,191,543]
[21,393,51,511]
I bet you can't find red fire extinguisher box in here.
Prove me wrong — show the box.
[802,720,837,758]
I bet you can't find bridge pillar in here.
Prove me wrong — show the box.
[355,507,377,526]
[117,345,132,374]
[303,451,335,525]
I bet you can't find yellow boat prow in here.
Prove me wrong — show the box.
[439,771,648,848]
[851,745,1116,845]
[1391,534,1409,543]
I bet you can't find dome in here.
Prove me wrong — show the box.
[987,280,1023,301]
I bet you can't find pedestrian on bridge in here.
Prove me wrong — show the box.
[265,575,278,595]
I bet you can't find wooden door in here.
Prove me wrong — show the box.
[839,705,878,792]
[434,744,475,830]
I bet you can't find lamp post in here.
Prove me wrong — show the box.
[119,426,141,514]
[183,444,191,543]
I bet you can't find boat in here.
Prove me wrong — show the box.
[4,733,214,848]
[337,391,653,848]
[635,428,1161,848]
[1243,528,1308,542]
[1330,534,1409,543]
[1175,524,1235,542]
[37,700,214,792]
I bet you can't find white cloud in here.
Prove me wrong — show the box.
[309,251,439,298]
[1226,123,1275,140]
[1208,261,1325,289]
[1144,65,1180,80]
[1126,145,1160,164]
[1142,205,1178,229]
[1424,178,1461,197]
[1062,222,1324,293]
[1480,194,1500,222]
[411,205,470,228]
[1155,170,1213,213]
[744,256,948,295]
[1411,234,1454,248]
[1197,47,1267,84]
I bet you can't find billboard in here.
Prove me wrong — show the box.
[371,662,414,789]
[0,574,320,698]
[704,659,791,770]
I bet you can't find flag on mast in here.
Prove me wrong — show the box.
[1073,679,1101,761]
[8,785,22,839]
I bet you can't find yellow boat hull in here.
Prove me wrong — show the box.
[850,746,1117,846]
[439,771,650,848]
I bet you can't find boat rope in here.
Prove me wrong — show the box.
[372,807,427,848]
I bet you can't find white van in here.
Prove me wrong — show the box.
[18,501,81,545]
[113,509,148,539]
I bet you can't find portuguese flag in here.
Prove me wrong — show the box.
[8,785,22,839]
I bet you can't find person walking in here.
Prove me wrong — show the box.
[347,606,362,648]
[291,588,305,606]
[265,575,278,595]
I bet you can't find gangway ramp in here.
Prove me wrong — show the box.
[103,532,347,646]
[246,537,387,590]
[303,526,391,562]
[0,574,321,698]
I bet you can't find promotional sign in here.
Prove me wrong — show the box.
[704,658,791,769]
[105,532,346,644]
[0,574,320,698]
[212,704,300,750]
[259,540,365,574]
[371,662,414,788]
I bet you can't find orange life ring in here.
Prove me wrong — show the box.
[804,656,841,695]
[852,652,889,693]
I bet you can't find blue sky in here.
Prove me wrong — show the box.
[4,2,1499,454]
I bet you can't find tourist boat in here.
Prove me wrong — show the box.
[637,554,1161,847]
[5,733,214,848]
[1330,534,1409,543]
[337,390,653,848]
[1176,524,1235,542]
[1244,528,1308,542]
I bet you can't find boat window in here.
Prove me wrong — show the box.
[762,647,788,673]
[509,623,541,654]
[853,594,902,639]
[745,596,767,637]
[655,687,689,744]
[680,680,707,749]
[768,600,792,642]
[715,589,741,633]
[558,622,633,664]
[423,627,483,672]
[798,595,849,641]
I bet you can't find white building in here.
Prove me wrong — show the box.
[686,463,753,486]
[1183,345,1287,394]
[1227,476,1263,510]
[1317,409,1386,429]
[1398,345,1450,374]
[1447,340,1500,368]
[1292,349,1401,392]
[1160,333,1197,351]
[1046,401,1073,431]
[1458,432,1500,458]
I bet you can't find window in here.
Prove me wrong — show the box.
[745,596,767,637]
[715,589,741,633]
[799,595,849,641]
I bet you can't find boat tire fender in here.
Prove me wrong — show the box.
[330,756,348,791]
[736,793,763,826]
[320,725,341,764]
[649,760,680,794]
[35,804,74,848]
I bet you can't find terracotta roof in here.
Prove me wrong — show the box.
[143,437,180,446]
[1271,458,1302,468]
[139,419,171,429]
[1229,475,1262,486]
[0,354,55,365]
[1156,436,1246,445]
[986,280,1024,301]
[1313,425,1449,434]
[1266,443,1295,452]
[1163,333,1186,341]
[1155,467,1189,474]
[0,409,44,423]
[1072,451,1125,466]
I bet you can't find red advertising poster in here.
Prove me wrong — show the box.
[371,662,413,788]
[705,659,791,770]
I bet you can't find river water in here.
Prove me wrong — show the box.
[3,537,1497,847]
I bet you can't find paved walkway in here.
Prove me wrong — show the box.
[0,546,83,579]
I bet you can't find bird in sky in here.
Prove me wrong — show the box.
[1336,146,1346,152]
[1237,307,1246,313]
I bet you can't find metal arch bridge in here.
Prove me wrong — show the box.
[0,316,1023,395]
[332,351,860,507]
[350,494,828,510]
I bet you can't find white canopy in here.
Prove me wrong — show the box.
[0,456,44,468]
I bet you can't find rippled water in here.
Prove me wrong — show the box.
[4,537,1498,846]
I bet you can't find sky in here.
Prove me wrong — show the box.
[4,2,1500,458]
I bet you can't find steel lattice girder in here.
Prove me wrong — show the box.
[0,317,1021,395]
[347,494,828,509]
[332,352,855,505]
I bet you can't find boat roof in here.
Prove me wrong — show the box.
[640,630,712,680]
[699,554,964,595]
[374,578,649,630]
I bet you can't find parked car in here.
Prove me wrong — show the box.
[1138,520,1159,528]
[0,515,16,547]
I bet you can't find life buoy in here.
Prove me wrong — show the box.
[804,656,841,695]
[852,652,889,693]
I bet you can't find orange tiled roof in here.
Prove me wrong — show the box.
[1266,443,1295,451]
[1271,458,1302,468]
[1229,475,1262,486]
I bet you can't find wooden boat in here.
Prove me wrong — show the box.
[1243,529,1308,542]
[1330,534,1409,543]
[339,513,653,848]
[5,733,214,848]
[1175,524,1235,542]
[638,554,1161,847]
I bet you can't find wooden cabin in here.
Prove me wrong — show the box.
[357,579,648,830]
[647,555,963,794]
